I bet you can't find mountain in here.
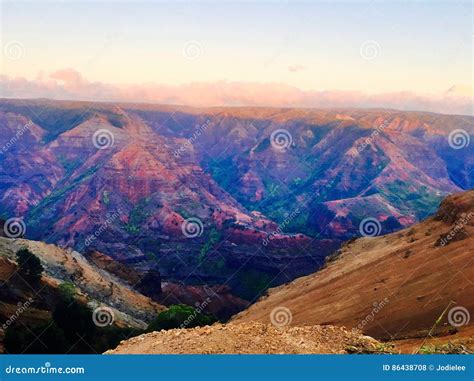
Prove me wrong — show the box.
[232,190,474,352]
[0,98,472,301]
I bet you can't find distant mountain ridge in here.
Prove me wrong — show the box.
[0,98,472,300]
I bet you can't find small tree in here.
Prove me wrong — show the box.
[16,248,43,283]
[58,282,76,301]
[147,304,215,332]
[53,283,95,346]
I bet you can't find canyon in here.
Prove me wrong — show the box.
[0,99,472,304]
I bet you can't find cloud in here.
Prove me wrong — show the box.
[50,68,86,87]
[0,69,472,115]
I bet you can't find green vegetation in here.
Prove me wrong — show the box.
[145,251,158,262]
[102,190,110,206]
[16,248,43,284]
[267,182,280,197]
[27,165,100,222]
[58,281,76,299]
[418,343,472,354]
[290,177,303,189]
[204,155,318,235]
[414,301,459,355]
[52,287,96,347]
[57,155,81,175]
[176,208,192,220]
[199,228,221,262]
[382,180,442,220]
[345,342,397,354]
[5,282,143,354]
[125,198,154,235]
[205,157,240,194]
[147,304,216,332]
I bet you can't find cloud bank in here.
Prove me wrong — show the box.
[0,69,472,115]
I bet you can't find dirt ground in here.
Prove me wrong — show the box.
[105,322,386,354]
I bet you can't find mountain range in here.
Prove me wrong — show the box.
[0,98,472,301]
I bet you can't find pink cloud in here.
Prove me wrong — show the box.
[50,68,86,87]
[0,69,472,115]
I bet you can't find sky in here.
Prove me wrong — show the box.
[0,1,472,112]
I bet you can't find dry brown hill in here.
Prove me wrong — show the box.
[232,190,474,347]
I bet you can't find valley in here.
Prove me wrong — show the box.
[1,99,472,303]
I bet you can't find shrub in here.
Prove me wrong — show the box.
[58,282,76,301]
[53,286,96,346]
[147,304,215,332]
[16,248,43,284]
[419,343,472,354]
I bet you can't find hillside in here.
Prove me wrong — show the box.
[0,237,166,331]
[233,190,474,347]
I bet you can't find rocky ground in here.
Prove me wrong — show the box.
[105,322,387,354]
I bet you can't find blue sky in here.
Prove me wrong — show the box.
[1,0,472,94]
